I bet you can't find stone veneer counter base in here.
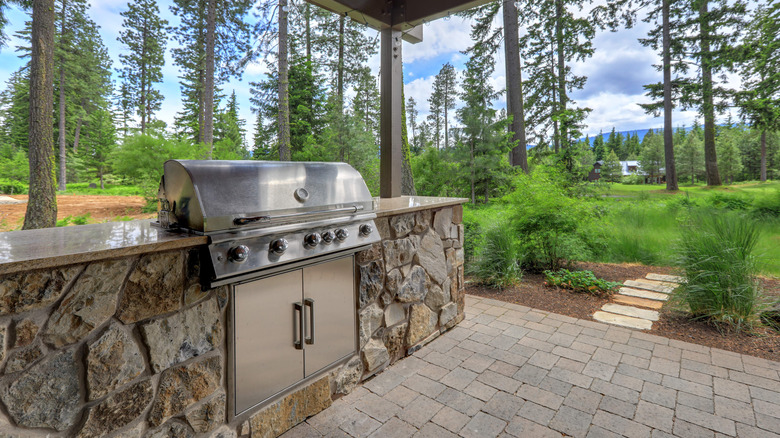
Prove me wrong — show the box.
[0,196,466,438]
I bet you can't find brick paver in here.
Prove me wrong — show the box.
[285,295,780,437]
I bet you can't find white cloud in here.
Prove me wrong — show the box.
[404,18,472,64]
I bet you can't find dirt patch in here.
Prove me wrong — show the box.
[0,195,155,231]
[467,262,780,362]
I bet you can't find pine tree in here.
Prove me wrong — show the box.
[25,0,57,229]
[676,130,703,184]
[428,63,457,149]
[170,0,251,147]
[81,108,115,189]
[456,37,511,204]
[605,127,620,159]
[519,0,595,152]
[716,126,743,184]
[406,96,419,152]
[736,3,779,183]
[639,129,664,183]
[117,0,167,135]
[592,130,605,160]
[351,67,380,142]
[601,149,622,182]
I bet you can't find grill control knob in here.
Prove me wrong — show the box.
[321,230,336,244]
[269,238,288,255]
[359,224,373,237]
[335,228,349,241]
[229,245,250,263]
[304,233,322,248]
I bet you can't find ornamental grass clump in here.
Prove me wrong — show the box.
[468,224,523,289]
[543,269,621,297]
[675,213,763,332]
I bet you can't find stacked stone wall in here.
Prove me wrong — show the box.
[331,205,465,394]
[0,203,465,437]
[0,248,232,437]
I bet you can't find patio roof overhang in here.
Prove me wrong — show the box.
[305,0,493,198]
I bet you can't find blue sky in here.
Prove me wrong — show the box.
[0,0,736,147]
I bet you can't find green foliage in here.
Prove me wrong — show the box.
[60,183,145,196]
[117,0,167,133]
[751,190,780,218]
[468,223,523,289]
[411,148,459,197]
[0,178,27,194]
[112,134,206,196]
[0,145,29,183]
[508,167,597,271]
[621,173,645,185]
[639,129,664,182]
[56,213,91,227]
[543,269,620,296]
[707,192,752,211]
[600,149,622,182]
[675,213,763,332]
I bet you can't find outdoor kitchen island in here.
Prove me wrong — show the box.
[0,195,466,438]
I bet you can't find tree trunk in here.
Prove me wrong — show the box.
[73,115,83,153]
[470,141,475,204]
[699,0,721,186]
[203,0,216,158]
[550,37,559,153]
[760,130,767,182]
[57,0,66,191]
[278,0,291,161]
[503,0,528,171]
[99,169,104,190]
[555,0,567,148]
[401,84,416,195]
[24,0,58,230]
[337,15,345,111]
[662,0,678,191]
[444,82,449,149]
[305,3,311,60]
[140,16,148,134]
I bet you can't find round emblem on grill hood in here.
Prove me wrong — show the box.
[294,187,309,202]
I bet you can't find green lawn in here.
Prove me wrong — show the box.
[603,180,780,198]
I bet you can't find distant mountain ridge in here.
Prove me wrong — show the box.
[580,126,697,146]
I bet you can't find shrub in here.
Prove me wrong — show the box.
[621,173,645,185]
[0,178,27,195]
[467,224,523,289]
[543,269,621,297]
[674,213,763,332]
[508,167,595,271]
[707,192,752,211]
[751,190,780,218]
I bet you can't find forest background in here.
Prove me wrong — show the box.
[0,0,777,223]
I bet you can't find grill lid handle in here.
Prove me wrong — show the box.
[232,205,364,227]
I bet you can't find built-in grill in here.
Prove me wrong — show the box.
[157,160,380,418]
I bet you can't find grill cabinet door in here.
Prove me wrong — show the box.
[302,256,356,376]
[233,270,304,415]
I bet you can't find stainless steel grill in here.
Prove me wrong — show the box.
[157,159,380,417]
[157,159,380,286]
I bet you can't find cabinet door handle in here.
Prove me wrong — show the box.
[304,298,315,345]
[294,302,304,350]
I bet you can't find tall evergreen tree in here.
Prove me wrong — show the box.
[639,129,664,183]
[519,0,595,152]
[25,0,57,229]
[170,0,250,147]
[118,0,167,135]
[456,36,511,203]
[428,63,457,149]
[736,3,779,183]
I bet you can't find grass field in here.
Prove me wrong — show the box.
[464,180,780,277]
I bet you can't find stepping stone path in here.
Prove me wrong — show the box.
[593,273,683,330]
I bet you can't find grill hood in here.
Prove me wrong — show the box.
[158,160,375,234]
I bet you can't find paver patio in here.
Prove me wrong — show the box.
[282,295,780,438]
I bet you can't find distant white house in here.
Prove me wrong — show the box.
[589,160,665,184]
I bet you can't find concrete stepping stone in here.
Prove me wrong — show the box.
[646,273,684,284]
[623,280,675,294]
[613,294,663,310]
[619,287,669,302]
[593,311,652,330]
[602,303,659,321]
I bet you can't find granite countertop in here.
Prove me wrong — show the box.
[0,220,206,275]
[0,196,466,275]
[374,196,468,218]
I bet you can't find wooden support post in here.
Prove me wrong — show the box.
[380,27,403,198]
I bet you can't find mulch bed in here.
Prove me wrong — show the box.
[466,261,780,362]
